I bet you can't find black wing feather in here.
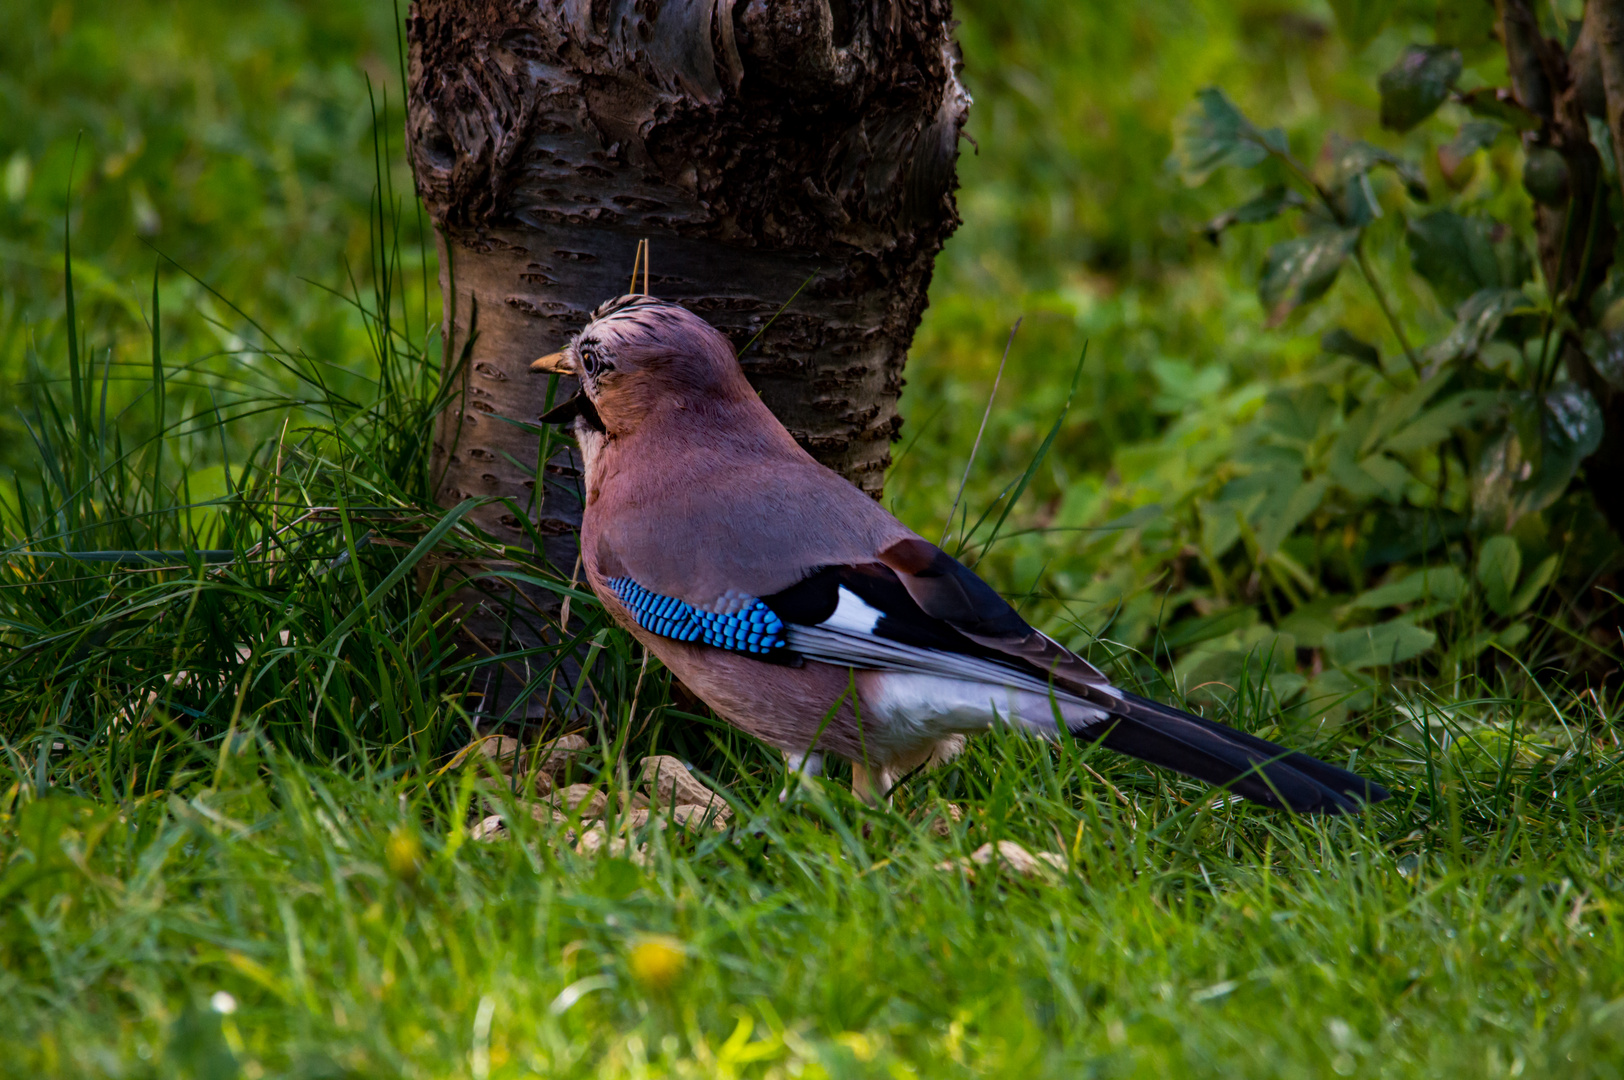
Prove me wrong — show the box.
[763,539,1110,690]
[762,539,1390,814]
[1091,692,1389,812]
[763,563,1030,664]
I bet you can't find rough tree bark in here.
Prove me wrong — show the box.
[405,0,969,721]
[1573,0,1624,534]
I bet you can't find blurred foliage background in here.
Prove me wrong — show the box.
[1,0,1619,726]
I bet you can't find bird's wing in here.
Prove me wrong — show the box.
[756,541,1112,691]
[600,519,1110,692]
[871,537,1112,691]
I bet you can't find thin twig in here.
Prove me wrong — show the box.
[628,239,645,295]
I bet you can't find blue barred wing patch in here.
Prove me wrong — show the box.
[606,578,787,655]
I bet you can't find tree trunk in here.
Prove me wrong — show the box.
[405,0,969,722]
[1500,0,1624,534]
[1574,0,1624,533]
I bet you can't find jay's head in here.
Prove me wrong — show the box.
[530,296,756,437]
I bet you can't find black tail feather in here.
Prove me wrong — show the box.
[1080,691,1390,814]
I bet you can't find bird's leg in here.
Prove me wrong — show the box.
[779,751,823,802]
[849,761,895,806]
[851,740,956,806]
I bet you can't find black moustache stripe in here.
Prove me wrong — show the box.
[538,393,605,433]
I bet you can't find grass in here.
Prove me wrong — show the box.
[4,227,1623,1072]
[4,0,1624,1075]
[6,690,1624,1077]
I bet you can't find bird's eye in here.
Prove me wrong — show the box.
[579,343,610,376]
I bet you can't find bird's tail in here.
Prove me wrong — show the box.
[1060,690,1389,814]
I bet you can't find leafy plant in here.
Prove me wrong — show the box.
[1169,0,1624,707]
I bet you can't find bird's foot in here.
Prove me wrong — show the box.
[779,751,823,803]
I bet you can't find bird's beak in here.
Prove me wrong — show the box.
[530,350,576,375]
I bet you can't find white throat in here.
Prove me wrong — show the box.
[569,415,608,502]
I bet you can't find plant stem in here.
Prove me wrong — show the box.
[1354,237,1422,376]
[1270,146,1338,215]
[1535,194,1579,390]
[1271,137,1420,377]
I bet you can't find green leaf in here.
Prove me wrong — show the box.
[1202,500,1245,559]
[1366,509,1467,566]
[1328,404,1393,498]
[1475,535,1522,616]
[1437,120,1502,184]
[1256,475,1329,555]
[1329,455,1387,499]
[1507,553,1558,616]
[1277,596,1349,650]
[1160,606,1259,650]
[1293,668,1375,726]
[1325,620,1437,669]
[1259,385,1336,445]
[1407,212,1504,307]
[1384,389,1505,453]
[1259,229,1360,326]
[1202,186,1306,242]
[1436,0,1499,54]
[1329,385,1444,482]
[1495,621,1532,649]
[1205,461,1303,557]
[1353,566,1466,609]
[1357,453,1411,500]
[1379,45,1463,132]
[1543,383,1606,462]
[1328,0,1397,50]
[1459,87,1542,131]
[1581,328,1624,390]
[1517,383,1606,508]
[1323,134,1430,201]
[1426,289,1531,368]
[1266,671,1309,703]
[1472,386,1602,529]
[1590,116,1617,183]
[1175,88,1286,184]
[1321,327,1380,366]
[1471,430,1522,531]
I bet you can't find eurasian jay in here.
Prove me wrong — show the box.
[531,295,1390,813]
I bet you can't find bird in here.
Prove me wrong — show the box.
[530,294,1390,813]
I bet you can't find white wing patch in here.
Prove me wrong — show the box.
[822,586,886,634]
